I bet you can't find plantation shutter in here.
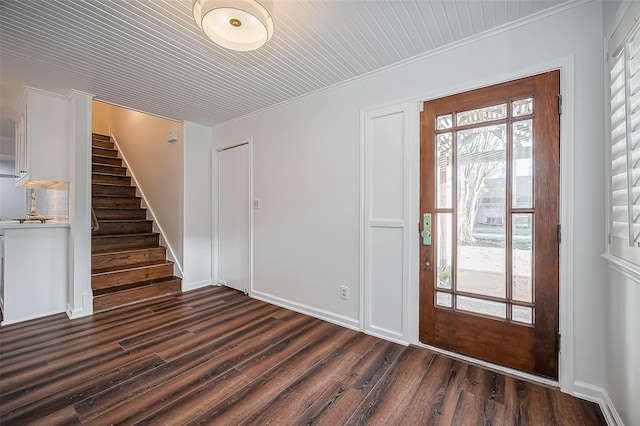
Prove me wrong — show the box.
[610,26,640,265]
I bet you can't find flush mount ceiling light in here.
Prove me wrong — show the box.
[193,0,274,51]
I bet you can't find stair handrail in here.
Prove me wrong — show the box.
[91,206,99,231]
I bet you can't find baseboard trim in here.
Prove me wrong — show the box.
[251,290,360,331]
[2,308,66,326]
[182,280,213,292]
[66,304,85,319]
[66,292,93,319]
[364,327,409,346]
[573,381,623,426]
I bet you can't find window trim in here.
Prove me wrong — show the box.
[606,19,640,270]
[602,253,640,285]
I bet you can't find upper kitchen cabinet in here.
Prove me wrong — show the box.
[15,87,69,189]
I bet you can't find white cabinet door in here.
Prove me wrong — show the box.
[1,226,69,325]
[14,110,27,179]
[14,88,69,189]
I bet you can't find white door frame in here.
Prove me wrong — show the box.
[212,139,254,295]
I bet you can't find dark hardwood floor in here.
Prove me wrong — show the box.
[0,286,605,425]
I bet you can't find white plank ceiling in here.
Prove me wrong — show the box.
[0,0,571,143]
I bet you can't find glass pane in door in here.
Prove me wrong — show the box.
[456,124,507,299]
[513,120,533,208]
[456,103,507,126]
[512,213,533,303]
[437,133,453,209]
[456,295,506,319]
[513,97,533,117]
[436,213,452,289]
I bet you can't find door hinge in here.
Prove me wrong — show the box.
[557,224,561,244]
[558,333,561,353]
[558,94,563,115]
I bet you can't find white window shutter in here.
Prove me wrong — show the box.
[610,28,640,265]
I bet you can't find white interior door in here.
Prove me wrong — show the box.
[218,143,250,293]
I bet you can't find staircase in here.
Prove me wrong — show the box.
[91,133,181,312]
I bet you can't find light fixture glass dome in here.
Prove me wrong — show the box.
[193,0,274,51]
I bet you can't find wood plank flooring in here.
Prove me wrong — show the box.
[0,286,605,425]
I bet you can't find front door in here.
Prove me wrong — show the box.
[419,71,560,378]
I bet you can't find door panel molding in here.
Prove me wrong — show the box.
[361,103,419,344]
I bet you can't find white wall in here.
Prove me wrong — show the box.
[213,90,362,324]
[183,121,213,290]
[92,100,110,136]
[605,270,640,425]
[0,136,15,157]
[106,104,184,271]
[208,0,606,398]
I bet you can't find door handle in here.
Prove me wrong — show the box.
[421,213,432,245]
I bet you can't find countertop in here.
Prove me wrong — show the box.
[0,220,70,230]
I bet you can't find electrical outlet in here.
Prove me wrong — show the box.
[340,285,349,300]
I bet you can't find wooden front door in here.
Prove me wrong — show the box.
[419,71,560,378]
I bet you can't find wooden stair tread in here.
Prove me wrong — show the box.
[92,195,140,199]
[92,232,158,239]
[92,189,137,196]
[91,246,165,256]
[92,141,115,148]
[92,165,126,171]
[91,246,167,272]
[92,183,135,191]
[92,182,130,185]
[92,172,130,178]
[94,219,151,223]
[93,206,145,210]
[92,154,121,160]
[93,147,118,154]
[92,260,174,275]
[92,277,182,312]
[91,233,160,252]
[93,276,181,296]
[92,195,139,200]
